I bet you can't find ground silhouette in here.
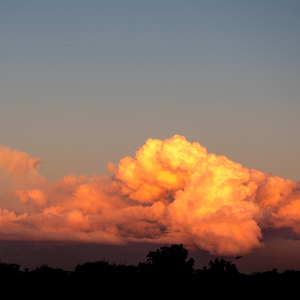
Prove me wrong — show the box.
[0,244,299,295]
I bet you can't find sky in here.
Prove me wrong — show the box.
[0,0,300,274]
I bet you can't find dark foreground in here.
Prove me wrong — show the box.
[0,244,298,296]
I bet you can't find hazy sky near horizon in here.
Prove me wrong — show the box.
[0,1,300,273]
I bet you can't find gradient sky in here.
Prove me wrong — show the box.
[1,0,300,273]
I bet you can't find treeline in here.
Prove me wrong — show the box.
[0,244,299,294]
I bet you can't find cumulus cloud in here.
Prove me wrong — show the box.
[0,136,300,256]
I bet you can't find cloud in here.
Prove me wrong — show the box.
[0,145,43,179]
[0,136,300,256]
[14,189,47,206]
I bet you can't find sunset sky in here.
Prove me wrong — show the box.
[1,1,300,274]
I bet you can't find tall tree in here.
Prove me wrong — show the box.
[140,244,195,279]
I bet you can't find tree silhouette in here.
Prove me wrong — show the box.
[139,244,195,281]
[0,263,21,279]
[206,257,239,275]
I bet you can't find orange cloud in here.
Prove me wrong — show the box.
[110,135,207,203]
[0,145,43,178]
[0,135,300,256]
[14,189,47,206]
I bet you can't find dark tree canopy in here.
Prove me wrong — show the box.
[140,244,195,279]
[0,244,300,295]
[206,258,239,275]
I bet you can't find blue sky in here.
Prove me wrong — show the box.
[1,0,299,181]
